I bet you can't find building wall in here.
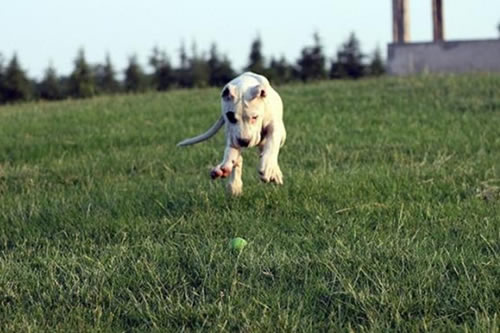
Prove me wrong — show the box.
[387,39,500,75]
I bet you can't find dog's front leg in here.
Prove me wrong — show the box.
[227,154,243,195]
[210,145,240,180]
[258,124,285,184]
[211,145,243,195]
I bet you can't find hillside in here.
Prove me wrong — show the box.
[1,75,499,331]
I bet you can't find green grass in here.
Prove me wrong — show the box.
[1,74,499,332]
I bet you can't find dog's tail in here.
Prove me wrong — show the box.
[177,116,225,147]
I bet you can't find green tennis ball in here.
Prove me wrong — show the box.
[229,237,248,251]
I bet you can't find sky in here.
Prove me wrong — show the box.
[1,0,499,79]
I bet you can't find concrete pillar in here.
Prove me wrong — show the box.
[393,0,410,43]
[432,0,444,41]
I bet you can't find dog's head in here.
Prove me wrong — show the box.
[221,83,267,148]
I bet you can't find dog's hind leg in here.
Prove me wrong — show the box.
[227,154,243,196]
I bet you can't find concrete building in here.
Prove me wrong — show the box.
[387,0,500,75]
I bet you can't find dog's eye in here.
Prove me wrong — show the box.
[226,111,237,124]
[251,115,258,120]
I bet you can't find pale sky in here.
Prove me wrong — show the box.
[1,0,499,79]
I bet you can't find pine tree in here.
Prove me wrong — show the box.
[330,59,347,79]
[149,47,174,91]
[175,42,210,89]
[69,49,96,98]
[367,46,385,76]
[95,54,120,94]
[207,43,235,87]
[296,32,327,82]
[268,56,294,85]
[0,54,5,103]
[124,55,147,93]
[175,42,191,88]
[2,54,32,103]
[245,36,266,74]
[188,42,209,88]
[179,42,189,70]
[38,64,62,100]
[330,32,365,79]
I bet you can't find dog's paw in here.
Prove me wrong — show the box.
[227,181,243,196]
[211,158,239,180]
[210,164,232,179]
[258,162,283,184]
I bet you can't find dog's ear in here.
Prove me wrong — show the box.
[250,84,266,100]
[221,85,236,101]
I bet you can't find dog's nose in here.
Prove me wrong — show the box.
[237,138,250,147]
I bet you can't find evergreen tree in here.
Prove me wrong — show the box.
[268,56,294,85]
[0,53,5,103]
[207,43,235,87]
[124,55,147,92]
[245,36,266,74]
[330,32,365,79]
[38,64,62,100]
[296,32,327,82]
[2,54,32,103]
[69,49,95,98]
[179,42,189,70]
[57,76,71,99]
[95,54,120,94]
[367,46,385,76]
[188,42,209,88]
[175,42,210,89]
[329,60,346,79]
[149,47,174,91]
[175,42,191,88]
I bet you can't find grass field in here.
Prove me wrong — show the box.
[1,74,499,332]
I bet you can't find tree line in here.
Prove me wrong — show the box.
[0,32,385,105]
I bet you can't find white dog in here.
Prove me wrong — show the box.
[177,72,286,195]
